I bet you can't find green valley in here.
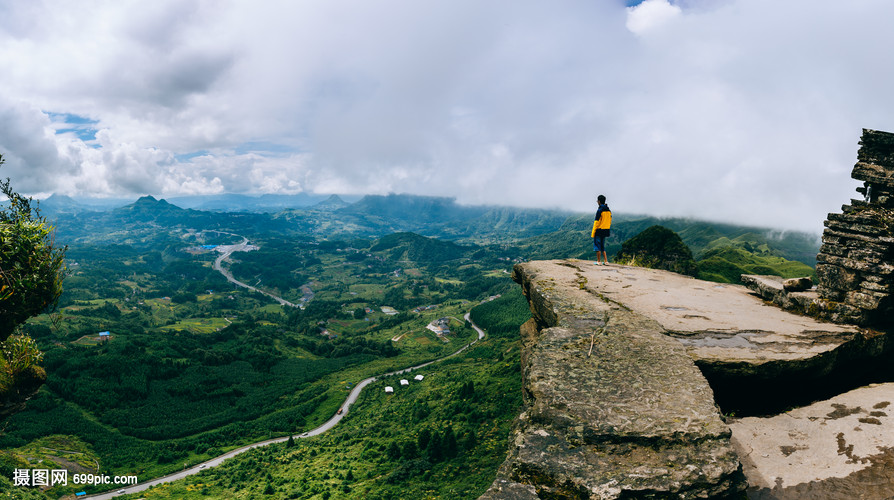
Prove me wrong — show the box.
[1,194,823,499]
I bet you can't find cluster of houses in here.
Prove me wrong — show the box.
[426,317,451,337]
[412,304,438,313]
[319,328,338,340]
[183,244,219,255]
[384,374,424,393]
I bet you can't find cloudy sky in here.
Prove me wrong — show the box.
[1,0,892,231]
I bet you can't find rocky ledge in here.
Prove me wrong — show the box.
[482,259,893,499]
[481,260,746,499]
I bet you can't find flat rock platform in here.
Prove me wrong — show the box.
[581,261,860,366]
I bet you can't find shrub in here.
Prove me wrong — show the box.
[615,225,698,276]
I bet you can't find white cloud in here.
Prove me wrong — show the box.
[0,0,892,230]
[626,0,682,35]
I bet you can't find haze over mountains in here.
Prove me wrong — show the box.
[39,192,360,214]
[38,191,821,278]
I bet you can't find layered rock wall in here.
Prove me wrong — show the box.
[815,129,894,326]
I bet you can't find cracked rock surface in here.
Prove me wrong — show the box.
[729,383,894,499]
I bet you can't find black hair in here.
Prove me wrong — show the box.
[597,195,606,204]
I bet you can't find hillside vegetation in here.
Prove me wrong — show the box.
[122,291,530,500]
[697,246,816,283]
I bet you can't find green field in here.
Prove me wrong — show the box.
[158,317,231,334]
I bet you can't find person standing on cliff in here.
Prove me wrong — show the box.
[591,195,611,265]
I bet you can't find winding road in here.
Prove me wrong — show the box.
[84,233,489,499]
[211,236,304,308]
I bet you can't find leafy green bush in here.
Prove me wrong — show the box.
[1,335,44,377]
[0,170,66,341]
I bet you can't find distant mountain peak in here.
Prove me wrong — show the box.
[120,195,182,213]
[39,193,87,214]
[314,194,349,210]
[45,193,75,202]
[135,195,159,204]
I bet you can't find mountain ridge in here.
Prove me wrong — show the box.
[42,192,822,280]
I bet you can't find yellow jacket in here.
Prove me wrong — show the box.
[591,205,611,237]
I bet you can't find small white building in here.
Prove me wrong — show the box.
[400,379,409,386]
[385,386,394,393]
[414,374,424,381]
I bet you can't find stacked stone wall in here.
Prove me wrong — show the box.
[815,129,894,326]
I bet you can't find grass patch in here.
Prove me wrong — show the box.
[158,317,231,334]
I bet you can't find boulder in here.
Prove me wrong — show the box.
[783,276,813,292]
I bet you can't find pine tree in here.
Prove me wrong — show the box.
[417,428,431,450]
[387,441,401,461]
[463,430,477,451]
[443,426,458,459]
[426,430,442,461]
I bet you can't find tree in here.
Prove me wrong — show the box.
[401,441,418,460]
[443,426,458,459]
[0,161,66,341]
[463,430,477,451]
[425,430,442,461]
[417,428,431,450]
[614,225,698,277]
[387,441,401,461]
[0,162,66,409]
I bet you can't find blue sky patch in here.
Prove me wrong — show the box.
[175,151,211,162]
[234,141,298,156]
[47,111,99,143]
